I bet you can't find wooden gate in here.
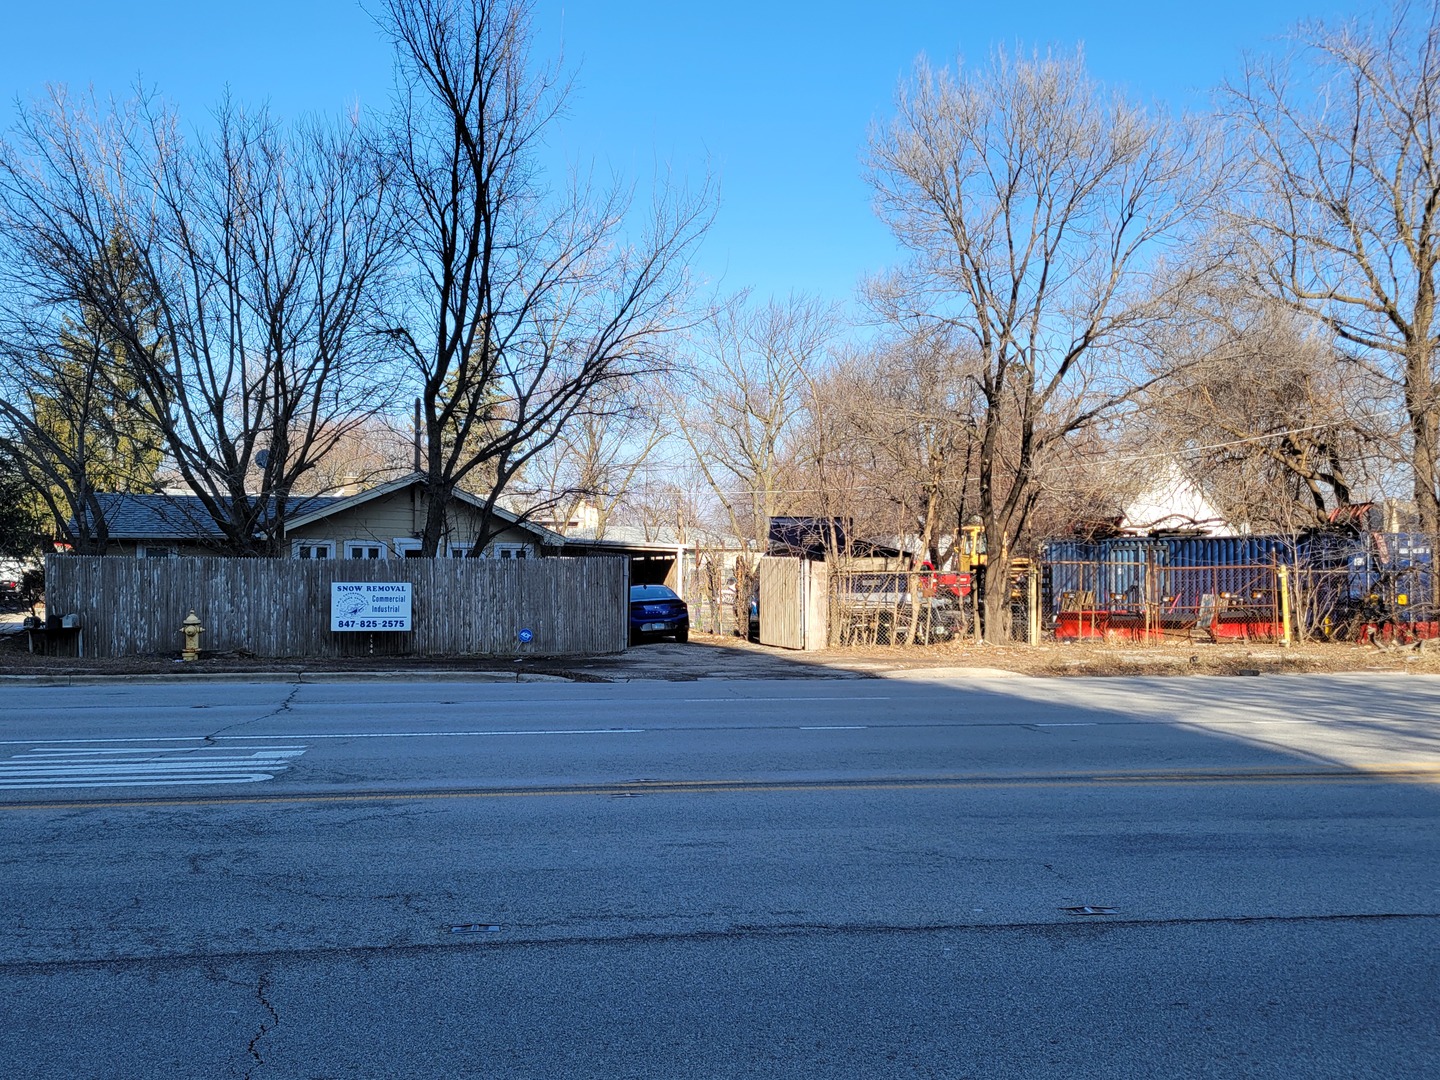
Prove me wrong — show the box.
[758,556,828,651]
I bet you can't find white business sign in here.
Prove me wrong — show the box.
[330,582,413,632]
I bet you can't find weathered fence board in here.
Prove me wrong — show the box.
[758,556,828,651]
[43,555,628,658]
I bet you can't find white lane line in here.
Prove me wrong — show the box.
[0,760,302,776]
[1,775,277,790]
[0,744,307,790]
[800,725,868,730]
[1033,723,1098,727]
[21,746,305,755]
[683,697,893,703]
[0,729,640,746]
[278,729,646,740]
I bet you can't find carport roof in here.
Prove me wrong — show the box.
[561,525,747,550]
[562,535,684,554]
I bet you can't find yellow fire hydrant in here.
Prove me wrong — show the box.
[180,610,205,661]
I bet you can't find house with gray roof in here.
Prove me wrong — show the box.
[81,492,341,558]
[74,475,703,595]
[81,474,564,560]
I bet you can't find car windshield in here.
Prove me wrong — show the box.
[630,585,678,601]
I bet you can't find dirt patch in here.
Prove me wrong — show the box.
[1,626,1437,681]
[814,637,1440,678]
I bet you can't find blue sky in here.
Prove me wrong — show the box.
[3,0,1371,315]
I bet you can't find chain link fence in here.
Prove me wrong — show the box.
[1047,560,1285,645]
[684,550,756,638]
[828,570,975,647]
[691,532,1440,650]
[1290,555,1438,643]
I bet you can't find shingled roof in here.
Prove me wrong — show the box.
[88,493,343,541]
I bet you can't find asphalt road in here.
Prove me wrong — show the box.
[2,673,1438,1078]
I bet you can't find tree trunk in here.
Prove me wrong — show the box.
[1408,338,1440,535]
[420,475,450,557]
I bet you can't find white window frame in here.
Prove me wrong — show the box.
[292,540,336,560]
[137,544,178,559]
[393,538,423,558]
[447,543,474,559]
[492,543,531,560]
[344,540,388,560]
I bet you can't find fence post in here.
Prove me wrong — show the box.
[1144,551,1155,644]
[1028,563,1040,646]
[1278,563,1293,647]
[972,575,983,645]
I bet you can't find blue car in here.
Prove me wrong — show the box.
[629,584,689,644]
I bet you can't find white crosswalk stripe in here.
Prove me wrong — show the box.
[0,744,307,790]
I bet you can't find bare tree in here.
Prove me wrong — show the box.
[522,387,667,538]
[1020,421,1150,540]
[866,48,1220,640]
[0,89,396,553]
[816,330,982,569]
[301,415,419,495]
[672,292,838,548]
[1140,296,1393,532]
[377,0,710,556]
[621,469,709,544]
[1224,3,1440,531]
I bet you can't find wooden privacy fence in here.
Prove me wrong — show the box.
[44,555,628,658]
[758,556,828,651]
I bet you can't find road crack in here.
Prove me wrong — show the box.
[6,911,1438,975]
[244,971,278,1079]
[204,685,301,744]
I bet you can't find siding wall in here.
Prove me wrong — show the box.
[44,555,627,658]
[286,488,541,556]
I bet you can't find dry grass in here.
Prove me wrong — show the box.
[4,622,1438,680]
[818,638,1440,678]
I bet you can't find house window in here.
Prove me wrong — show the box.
[138,545,177,559]
[394,538,423,558]
[492,544,530,559]
[344,541,387,560]
[447,543,473,559]
[293,541,335,560]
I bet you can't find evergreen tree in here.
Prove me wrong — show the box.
[0,232,166,551]
[29,232,166,498]
[0,450,44,557]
